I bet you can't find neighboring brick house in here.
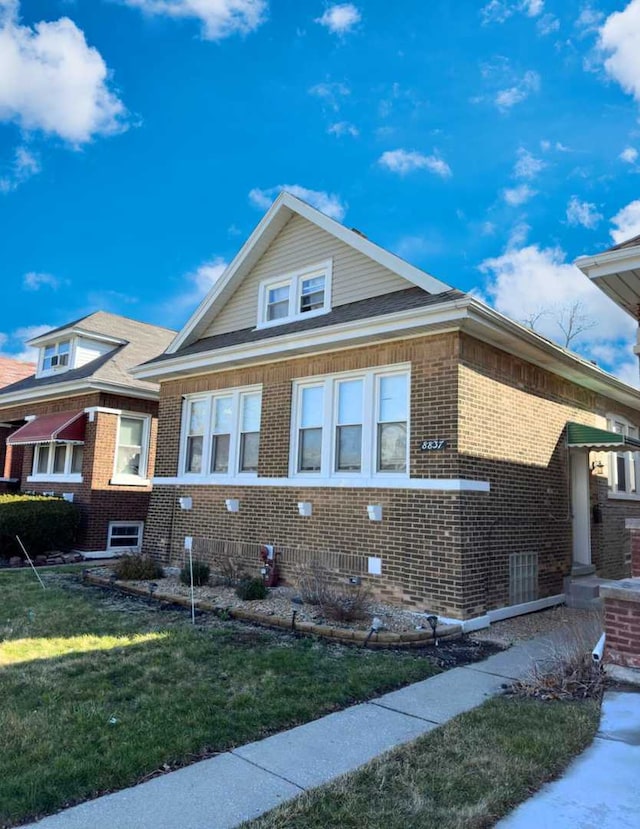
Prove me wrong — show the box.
[0,313,175,557]
[133,192,640,626]
[0,357,35,389]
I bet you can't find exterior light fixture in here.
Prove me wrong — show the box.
[225,499,240,513]
[590,461,605,473]
[426,614,439,645]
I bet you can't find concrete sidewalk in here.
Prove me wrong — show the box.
[498,690,640,829]
[23,632,562,829]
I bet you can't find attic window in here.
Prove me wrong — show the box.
[258,260,332,327]
[42,340,70,371]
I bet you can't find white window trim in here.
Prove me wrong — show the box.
[37,338,76,378]
[111,413,152,486]
[107,521,144,553]
[289,364,410,482]
[606,414,640,500]
[27,442,83,483]
[256,260,332,329]
[179,385,262,479]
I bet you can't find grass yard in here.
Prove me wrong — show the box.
[244,695,600,829]
[0,569,440,828]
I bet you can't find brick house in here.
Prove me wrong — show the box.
[0,313,174,557]
[0,357,35,389]
[133,192,640,626]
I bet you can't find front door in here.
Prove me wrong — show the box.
[570,451,591,566]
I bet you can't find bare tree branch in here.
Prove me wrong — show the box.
[556,300,597,348]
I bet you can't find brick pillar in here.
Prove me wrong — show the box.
[625,519,640,577]
[601,582,640,670]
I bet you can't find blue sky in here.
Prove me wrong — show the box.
[1,0,640,381]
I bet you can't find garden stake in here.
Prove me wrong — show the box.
[16,535,46,590]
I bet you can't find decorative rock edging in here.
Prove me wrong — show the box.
[84,573,462,649]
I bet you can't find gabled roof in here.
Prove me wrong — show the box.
[608,233,640,252]
[167,191,452,353]
[0,357,35,389]
[0,312,176,404]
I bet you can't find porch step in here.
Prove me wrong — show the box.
[563,574,609,610]
[571,564,596,578]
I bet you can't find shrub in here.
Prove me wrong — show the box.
[0,494,79,558]
[235,577,268,601]
[180,560,210,587]
[213,552,247,586]
[297,560,371,622]
[512,609,605,701]
[114,554,163,581]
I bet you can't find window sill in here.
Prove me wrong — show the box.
[110,476,151,487]
[607,491,640,501]
[27,474,83,484]
[255,307,330,330]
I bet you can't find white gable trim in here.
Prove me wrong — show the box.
[167,192,451,354]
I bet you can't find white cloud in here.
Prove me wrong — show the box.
[0,323,53,363]
[537,13,559,34]
[121,0,267,41]
[22,271,61,291]
[308,81,350,111]
[158,256,227,326]
[599,0,640,104]
[502,184,536,205]
[0,145,40,193]
[522,0,544,17]
[566,196,603,229]
[378,149,452,178]
[479,242,637,381]
[495,69,540,111]
[327,121,359,137]
[610,199,640,244]
[248,184,347,220]
[576,6,604,36]
[620,146,639,164]
[0,3,127,144]
[315,4,361,35]
[481,1,545,25]
[514,147,545,179]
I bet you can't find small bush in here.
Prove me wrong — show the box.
[213,553,247,586]
[236,577,268,601]
[0,494,79,558]
[297,559,371,622]
[114,554,163,581]
[180,560,210,587]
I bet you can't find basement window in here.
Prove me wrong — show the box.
[509,552,538,606]
[107,521,144,553]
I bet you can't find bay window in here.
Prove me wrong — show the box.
[181,386,262,477]
[292,366,410,479]
[31,442,83,480]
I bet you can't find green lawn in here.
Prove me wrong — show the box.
[0,570,440,827]
[244,696,600,829]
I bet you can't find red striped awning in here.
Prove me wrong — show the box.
[7,411,86,445]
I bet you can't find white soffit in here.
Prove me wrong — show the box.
[167,191,451,354]
[576,248,640,318]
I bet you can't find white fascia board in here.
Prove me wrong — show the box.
[132,298,471,380]
[0,380,159,409]
[29,328,126,347]
[575,247,640,278]
[167,191,452,354]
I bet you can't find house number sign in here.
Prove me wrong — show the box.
[420,439,448,451]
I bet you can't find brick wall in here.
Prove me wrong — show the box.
[0,391,159,552]
[144,330,640,618]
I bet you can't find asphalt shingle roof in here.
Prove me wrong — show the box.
[0,312,176,398]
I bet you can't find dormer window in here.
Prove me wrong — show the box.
[42,340,70,371]
[258,260,332,328]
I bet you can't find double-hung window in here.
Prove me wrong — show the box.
[258,261,332,327]
[607,416,640,498]
[42,340,71,371]
[113,414,151,483]
[31,443,83,480]
[182,387,262,477]
[292,366,409,479]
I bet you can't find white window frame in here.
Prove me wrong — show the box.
[290,365,410,482]
[107,521,144,553]
[179,385,262,479]
[111,413,152,486]
[257,260,332,328]
[606,414,640,500]
[38,339,75,376]
[28,442,84,483]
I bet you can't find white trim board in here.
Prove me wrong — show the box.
[0,379,159,407]
[151,475,491,492]
[167,191,452,353]
[437,593,566,632]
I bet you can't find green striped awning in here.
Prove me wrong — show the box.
[567,422,640,452]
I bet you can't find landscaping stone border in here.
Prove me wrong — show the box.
[84,572,462,649]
